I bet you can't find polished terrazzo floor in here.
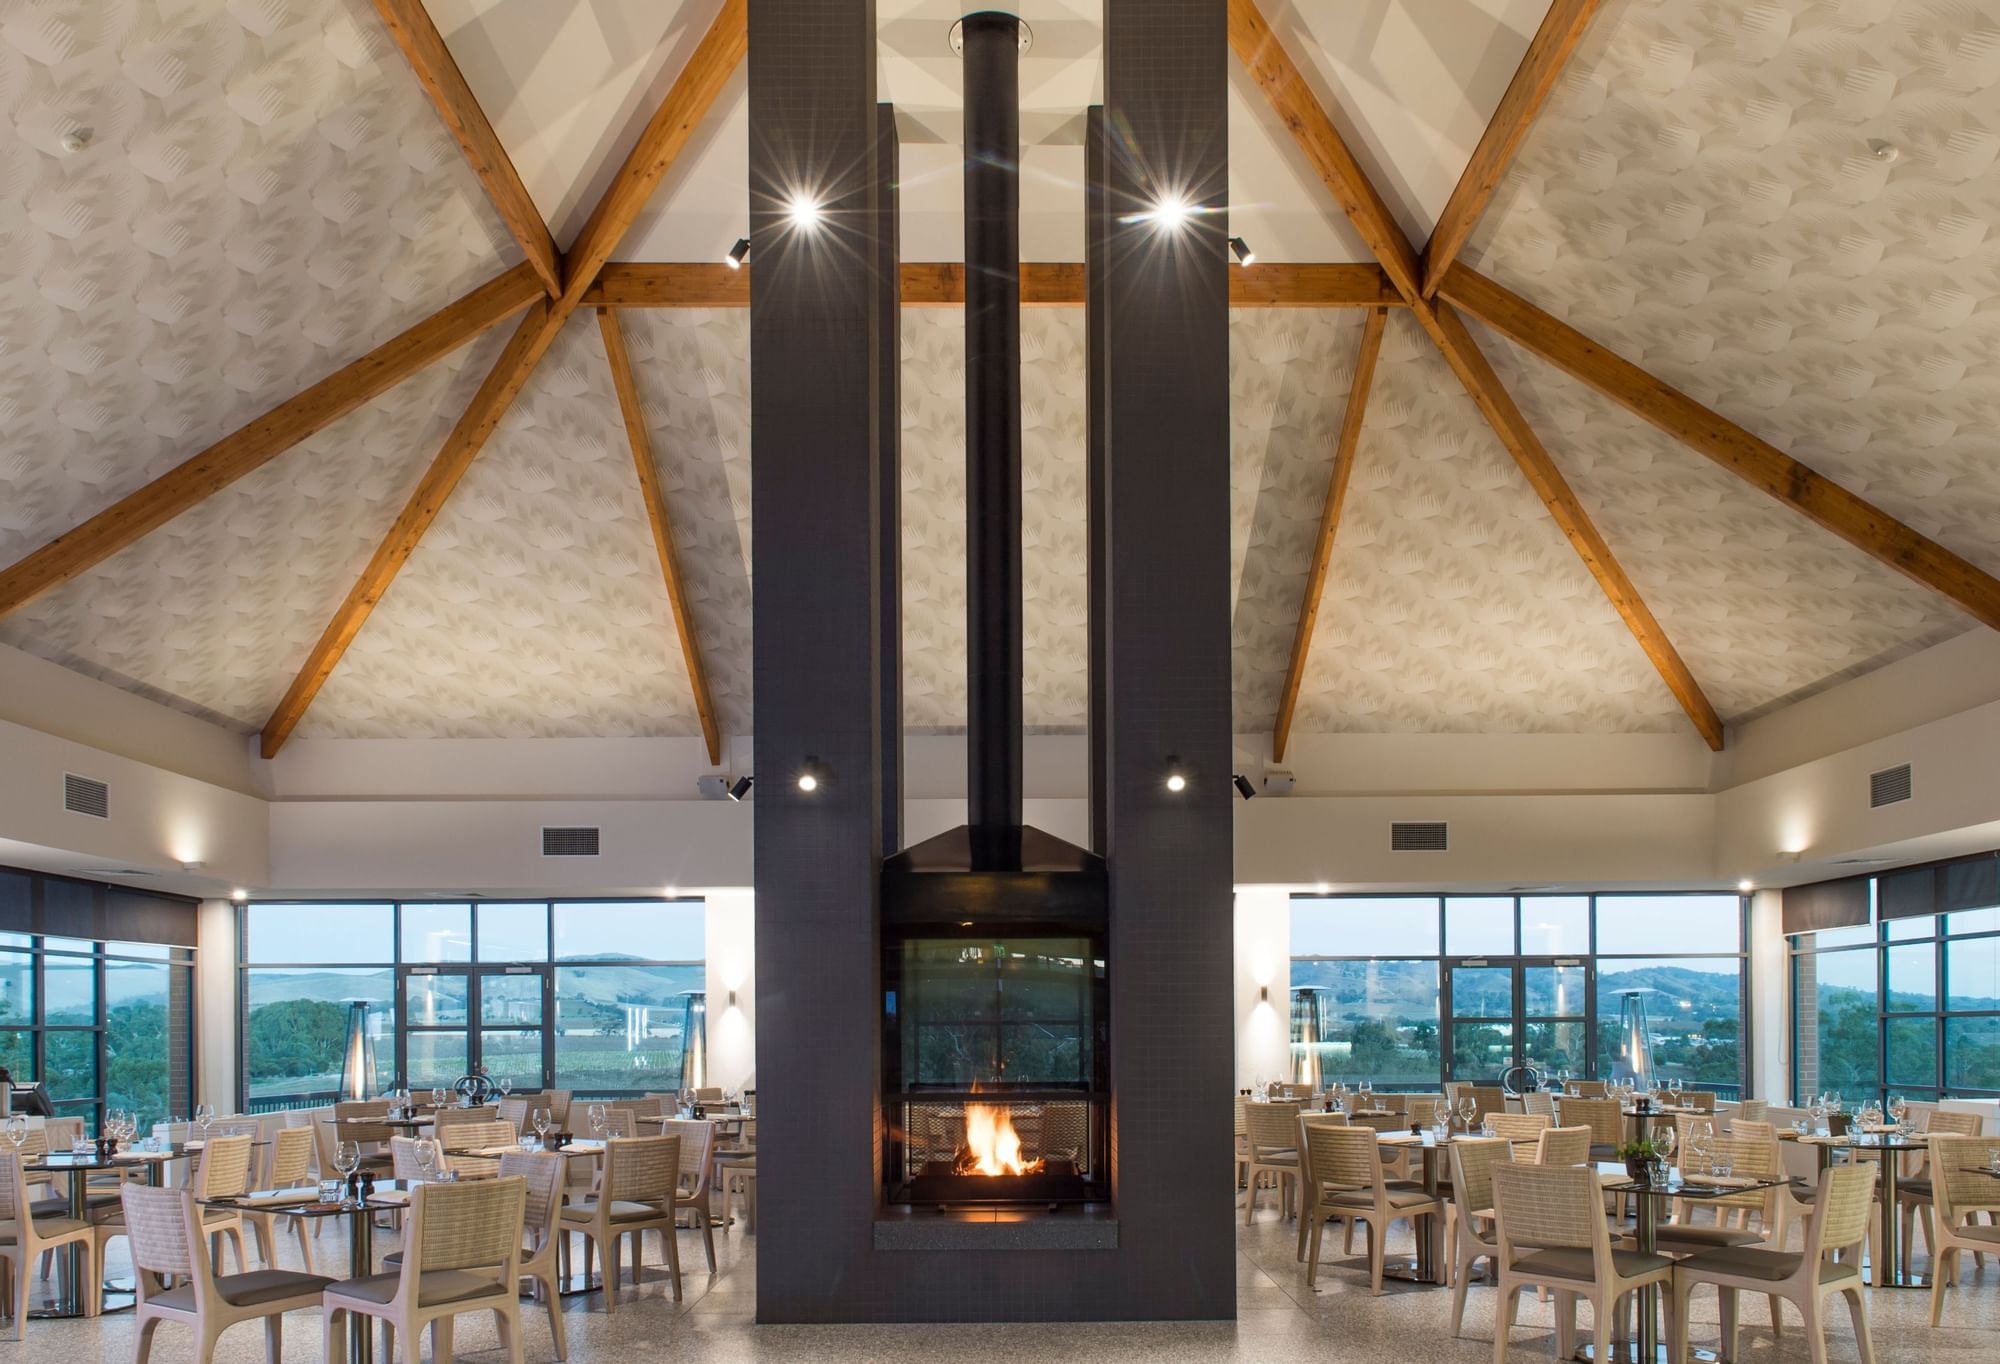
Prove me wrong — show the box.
[20,1204,2000,1361]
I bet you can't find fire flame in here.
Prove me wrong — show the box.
[953,1102,1045,1177]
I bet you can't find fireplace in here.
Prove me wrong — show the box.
[882,927,1109,1207]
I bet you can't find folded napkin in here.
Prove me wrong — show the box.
[183,1140,205,1151]
[1375,1132,1424,1146]
[369,1189,411,1206]
[1797,1134,1844,1145]
[112,1150,172,1163]
[471,1145,523,1158]
[241,1188,321,1208]
[1859,1123,1901,1134]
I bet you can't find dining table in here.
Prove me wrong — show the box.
[1788,1129,1927,1287]
[1590,1165,1786,1363]
[1371,1129,1453,1284]
[198,1178,416,1364]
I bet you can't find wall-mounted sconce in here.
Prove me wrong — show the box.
[1232,773,1256,801]
[1258,985,1269,1003]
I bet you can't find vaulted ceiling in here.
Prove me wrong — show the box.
[2,0,1995,751]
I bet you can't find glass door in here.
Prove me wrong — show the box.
[398,967,551,1091]
[1444,957,1593,1086]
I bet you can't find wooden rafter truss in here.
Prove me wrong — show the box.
[5,0,1999,763]
[1235,0,2000,758]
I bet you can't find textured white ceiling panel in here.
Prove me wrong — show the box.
[0,0,519,567]
[1287,311,1687,736]
[1481,327,1973,722]
[299,310,751,740]
[1464,0,2000,577]
[0,329,508,729]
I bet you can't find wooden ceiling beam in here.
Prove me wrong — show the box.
[1439,263,2000,632]
[1272,306,1387,764]
[583,260,1404,308]
[558,0,748,314]
[261,0,749,758]
[597,308,723,764]
[1229,0,1725,751]
[0,263,543,621]
[1421,0,1604,298]
[371,0,561,297]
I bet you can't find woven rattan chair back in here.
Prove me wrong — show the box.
[1733,1099,1768,1125]
[1492,1163,1599,1251]
[1923,1108,1982,1138]
[1521,1091,1556,1118]
[496,1097,530,1134]
[1558,1096,1620,1148]
[120,1182,197,1278]
[440,1119,515,1155]
[1808,1162,1877,1259]
[1449,1136,1513,1213]
[662,1118,716,1188]
[1304,1122,1381,1193]
[45,1117,85,1148]
[1245,1102,1301,1156]
[415,1174,526,1273]
[333,1100,393,1146]
[195,1133,255,1200]
[605,1134,681,1206]
[1534,1125,1592,1167]
[497,1150,565,1243]
[391,1136,428,1181]
[1930,1135,2000,1218]
[268,1124,315,1187]
[1489,1113,1550,1142]
[1730,1119,1775,1147]
[609,1097,666,1122]
[432,1105,498,1133]
[0,1151,30,1222]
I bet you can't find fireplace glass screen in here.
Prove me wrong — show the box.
[897,937,1095,1087]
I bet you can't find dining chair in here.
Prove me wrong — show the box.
[1467,1087,1508,1125]
[440,1121,520,1180]
[1532,1125,1592,1168]
[0,1150,99,1336]
[534,1091,574,1129]
[1487,1113,1550,1154]
[1556,1097,1622,1160]
[1292,1113,1352,1261]
[431,1105,499,1136]
[501,1152,568,1359]
[1899,1108,1985,1265]
[495,1098,531,1135]
[1490,1163,1673,1364]
[693,1088,724,1104]
[1447,1136,1512,1336]
[1242,1102,1302,1226]
[1570,1080,1608,1098]
[608,1097,665,1123]
[1300,1123,1441,1294]
[1683,1091,1718,1114]
[1923,1134,2000,1325]
[557,1134,682,1310]
[1732,1099,1769,1127]
[192,1133,256,1274]
[1669,1162,1878,1364]
[662,1118,718,1274]
[323,1175,528,1364]
[121,1183,330,1364]
[242,1125,318,1274]
[1521,1092,1556,1119]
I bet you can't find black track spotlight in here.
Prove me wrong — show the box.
[725,237,750,270]
[1228,236,1255,265]
[727,776,754,802]
[1232,773,1257,801]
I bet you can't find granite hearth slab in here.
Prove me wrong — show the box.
[872,1205,1120,1251]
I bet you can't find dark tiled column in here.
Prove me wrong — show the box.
[749,0,889,1322]
[1099,0,1237,1318]
[877,104,904,858]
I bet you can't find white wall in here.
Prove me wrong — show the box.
[195,898,238,1111]
[1234,888,1292,1089]
[1746,889,1788,1104]
[704,890,755,1093]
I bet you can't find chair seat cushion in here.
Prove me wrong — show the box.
[1516,1248,1671,1281]
[0,1216,88,1243]
[560,1198,666,1225]
[1253,1150,1298,1166]
[1654,1224,1766,1250]
[1894,1178,1932,1202]
[153,1269,334,1313]
[1677,1245,1855,1285]
[1325,1183,1435,1212]
[327,1269,506,1309]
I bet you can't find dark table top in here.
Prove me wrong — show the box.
[198,1178,418,1218]
[1594,1165,1786,1200]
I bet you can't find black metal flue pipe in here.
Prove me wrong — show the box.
[960,11,1024,868]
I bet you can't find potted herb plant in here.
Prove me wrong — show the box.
[1615,1137,1664,1183]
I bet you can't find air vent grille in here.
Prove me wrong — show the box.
[540,826,601,858]
[1391,821,1447,852]
[1869,764,1912,809]
[63,773,109,819]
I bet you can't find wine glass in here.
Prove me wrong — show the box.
[497,1076,513,1101]
[1654,1124,1677,1164]
[587,1102,608,1139]
[194,1102,216,1142]
[532,1108,553,1146]
[5,1115,27,1150]
[430,1086,448,1111]
[1458,1096,1477,1131]
[413,1137,439,1183]
[1684,1121,1713,1176]
[1888,1094,1909,1130]
[334,1141,361,1197]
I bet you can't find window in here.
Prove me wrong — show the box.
[240,899,706,1110]
[1289,893,1747,1095]
[1790,860,2000,1101]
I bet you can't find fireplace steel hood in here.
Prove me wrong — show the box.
[881,9,1105,929]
